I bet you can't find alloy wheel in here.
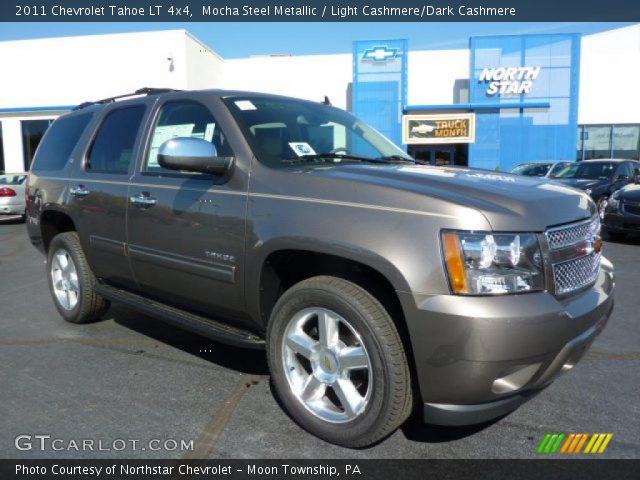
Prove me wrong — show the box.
[282,307,372,423]
[50,248,80,310]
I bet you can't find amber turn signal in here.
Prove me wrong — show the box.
[442,232,469,294]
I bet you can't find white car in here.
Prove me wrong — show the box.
[510,161,573,178]
[0,173,27,220]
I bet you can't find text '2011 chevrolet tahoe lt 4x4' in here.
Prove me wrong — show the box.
[26,88,614,448]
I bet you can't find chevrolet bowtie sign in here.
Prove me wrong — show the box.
[479,66,542,96]
[362,46,400,63]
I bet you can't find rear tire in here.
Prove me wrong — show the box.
[47,231,110,324]
[267,275,413,448]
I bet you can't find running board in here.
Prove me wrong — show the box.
[96,284,265,349]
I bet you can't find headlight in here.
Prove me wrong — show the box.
[608,192,620,210]
[441,231,544,295]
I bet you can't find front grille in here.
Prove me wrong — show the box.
[545,218,596,250]
[545,217,601,296]
[553,253,601,296]
[623,202,640,216]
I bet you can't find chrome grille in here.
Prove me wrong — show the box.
[545,217,601,296]
[553,253,601,296]
[545,217,598,250]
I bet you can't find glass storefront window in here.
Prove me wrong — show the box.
[577,125,583,160]
[612,125,640,160]
[22,119,53,171]
[0,122,4,173]
[583,125,611,160]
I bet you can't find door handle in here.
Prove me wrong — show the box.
[130,193,157,209]
[70,186,90,198]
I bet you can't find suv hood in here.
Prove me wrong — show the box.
[304,164,596,231]
[618,183,640,201]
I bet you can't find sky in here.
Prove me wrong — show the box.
[0,22,635,57]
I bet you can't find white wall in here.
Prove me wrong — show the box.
[579,24,640,125]
[407,49,470,106]
[223,54,353,109]
[0,30,226,171]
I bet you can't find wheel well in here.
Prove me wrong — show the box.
[259,250,416,379]
[40,211,76,252]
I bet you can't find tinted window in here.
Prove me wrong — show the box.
[22,119,53,171]
[31,114,92,172]
[87,106,145,173]
[617,163,634,179]
[0,174,27,185]
[145,101,232,174]
[555,162,616,180]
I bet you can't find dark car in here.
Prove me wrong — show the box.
[552,159,640,219]
[510,161,572,178]
[25,88,613,448]
[603,179,640,238]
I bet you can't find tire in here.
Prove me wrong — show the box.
[46,231,110,324]
[267,275,413,448]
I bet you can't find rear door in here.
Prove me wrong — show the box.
[67,103,150,290]
[126,96,249,323]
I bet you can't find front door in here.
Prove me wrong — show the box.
[409,146,455,166]
[126,98,248,322]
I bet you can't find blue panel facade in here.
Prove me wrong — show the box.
[353,40,407,147]
[469,34,581,171]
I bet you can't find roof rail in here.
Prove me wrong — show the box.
[73,87,180,110]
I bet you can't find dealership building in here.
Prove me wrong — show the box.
[0,23,639,173]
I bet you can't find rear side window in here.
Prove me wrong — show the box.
[31,114,92,172]
[87,106,145,173]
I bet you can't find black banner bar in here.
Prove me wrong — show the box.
[2,0,640,22]
[1,459,638,480]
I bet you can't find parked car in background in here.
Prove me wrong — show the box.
[551,159,640,218]
[603,179,640,238]
[510,161,572,178]
[0,173,27,220]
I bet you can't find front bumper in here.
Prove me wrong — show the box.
[398,257,614,426]
[0,198,25,215]
[603,210,640,234]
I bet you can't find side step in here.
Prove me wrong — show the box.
[96,284,265,349]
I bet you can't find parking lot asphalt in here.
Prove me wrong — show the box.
[1,218,639,459]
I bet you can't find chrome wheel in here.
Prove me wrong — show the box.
[282,307,372,423]
[50,248,79,310]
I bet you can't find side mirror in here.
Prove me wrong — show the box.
[616,174,630,183]
[158,137,233,176]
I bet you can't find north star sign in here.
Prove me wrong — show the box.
[362,46,400,63]
[479,66,541,96]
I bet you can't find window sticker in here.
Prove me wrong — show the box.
[235,100,257,111]
[288,142,317,157]
[204,123,216,142]
[147,124,195,168]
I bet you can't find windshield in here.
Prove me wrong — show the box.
[510,163,551,177]
[554,162,616,180]
[0,174,26,185]
[224,96,413,168]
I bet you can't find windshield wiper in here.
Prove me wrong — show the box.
[378,155,416,164]
[282,153,392,165]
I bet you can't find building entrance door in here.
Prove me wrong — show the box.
[409,146,457,166]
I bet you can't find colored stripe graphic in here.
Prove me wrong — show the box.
[540,433,613,454]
